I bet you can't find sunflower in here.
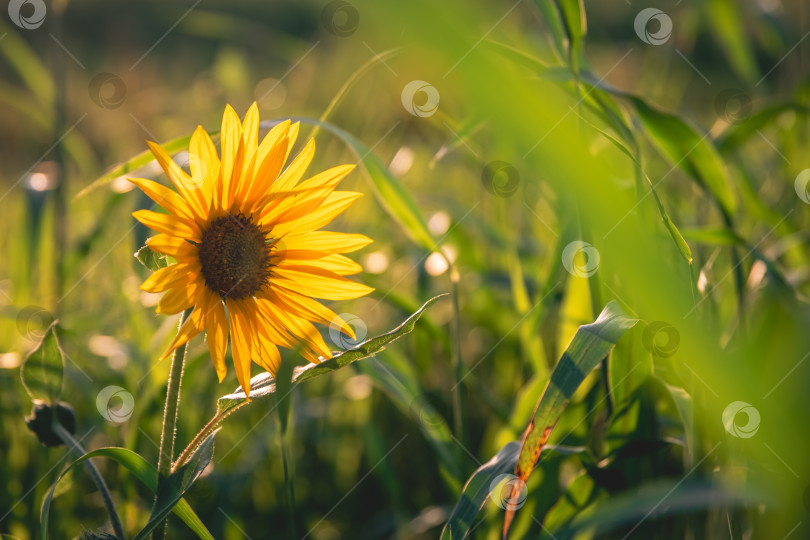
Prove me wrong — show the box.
[130,103,373,397]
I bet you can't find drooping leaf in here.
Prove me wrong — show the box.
[505,301,638,536]
[21,322,64,403]
[217,294,446,414]
[632,98,736,216]
[217,294,446,411]
[133,432,217,539]
[41,447,214,540]
[135,245,169,272]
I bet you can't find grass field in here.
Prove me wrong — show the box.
[2,1,810,538]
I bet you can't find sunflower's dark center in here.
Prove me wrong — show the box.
[198,213,272,300]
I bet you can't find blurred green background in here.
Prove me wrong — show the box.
[2,0,810,538]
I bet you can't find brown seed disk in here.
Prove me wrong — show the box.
[198,213,272,299]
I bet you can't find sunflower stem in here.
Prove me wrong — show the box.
[450,263,466,450]
[279,421,297,539]
[152,310,191,540]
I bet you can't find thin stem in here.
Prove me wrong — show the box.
[53,423,126,539]
[450,264,465,448]
[172,402,249,474]
[279,422,297,539]
[152,311,190,540]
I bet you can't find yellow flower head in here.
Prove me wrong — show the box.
[131,103,373,397]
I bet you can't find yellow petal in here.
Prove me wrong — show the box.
[284,121,300,163]
[272,191,363,236]
[160,301,206,360]
[140,262,199,293]
[219,105,242,210]
[189,125,220,210]
[156,280,199,314]
[280,254,362,275]
[283,231,372,254]
[273,267,374,300]
[205,296,228,383]
[133,209,199,240]
[146,141,207,219]
[239,103,260,184]
[272,138,315,193]
[145,234,197,259]
[227,300,253,397]
[128,177,194,220]
[258,165,354,226]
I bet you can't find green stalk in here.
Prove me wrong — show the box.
[53,423,125,539]
[152,311,190,540]
[279,422,297,540]
[450,264,465,448]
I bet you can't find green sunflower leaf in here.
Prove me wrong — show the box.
[41,447,214,540]
[20,321,64,404]
[135,245,169,272]
[133,432,217,540]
